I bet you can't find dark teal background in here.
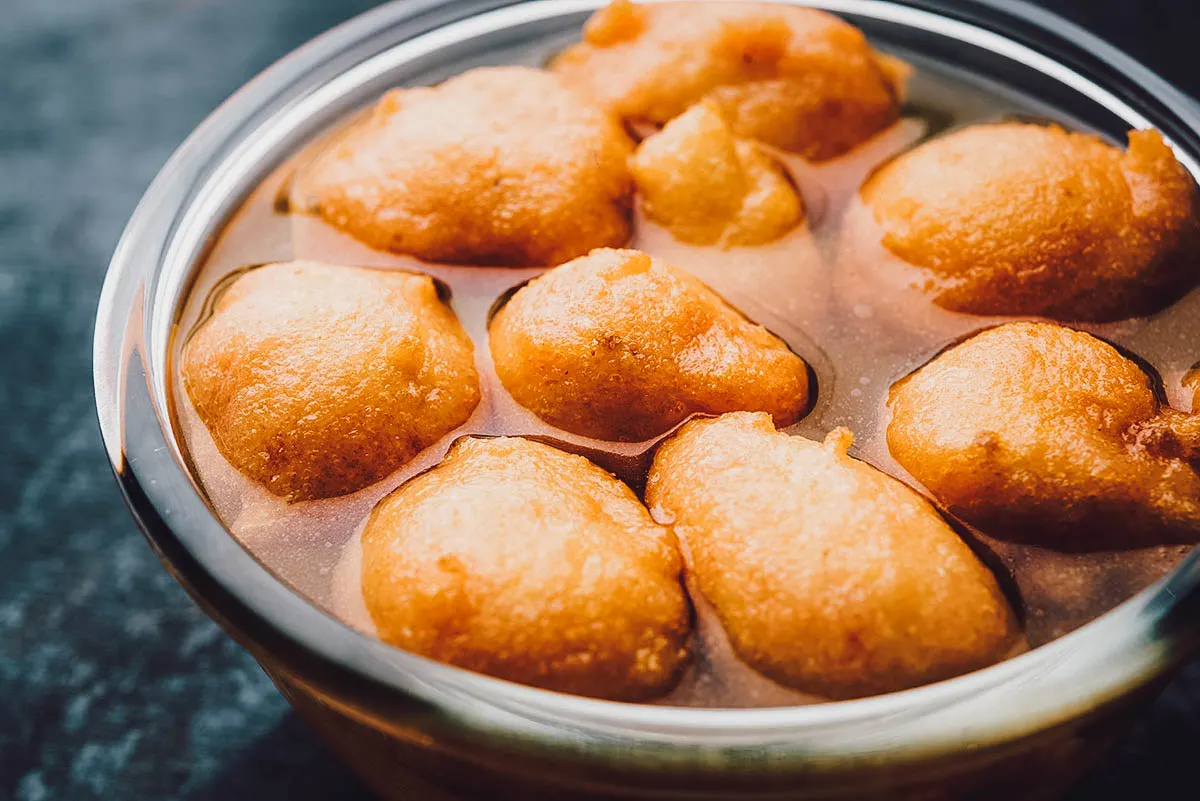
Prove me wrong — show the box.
[2,1,1197,798]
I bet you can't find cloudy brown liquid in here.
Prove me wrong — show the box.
[171,61,1197,707]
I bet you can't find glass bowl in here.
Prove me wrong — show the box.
[94,1,1200,798]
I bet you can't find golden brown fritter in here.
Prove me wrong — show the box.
[646,412,1017,699]
[888,322,1200,550]
[291,66,634,266]
[630,100,804,246]
[360,436,692,700]
[861,124,1200,321]
[489,248,810,441]
[182,261,479,501]
[552,1,907,161]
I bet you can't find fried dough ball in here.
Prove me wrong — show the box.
[888,322,1200,550]
[489,248,810,441]
[360,436,692,700]
[646,412,1018,699]
[861,124,1200,321]
[630,100,805,246]
[552,1,907,161]
[291,66,633,266]
[182,261,479,501]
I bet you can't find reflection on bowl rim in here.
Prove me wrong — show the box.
[94,0,1200,772]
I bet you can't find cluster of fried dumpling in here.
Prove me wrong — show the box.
[354,414,1018,701]
[291,1,908,260]
[182,1,1200,704]
[184,250,1022,701]
[290,0,1200,314]
[183,248,810,502]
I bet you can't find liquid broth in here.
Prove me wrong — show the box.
[171,56,1197,707]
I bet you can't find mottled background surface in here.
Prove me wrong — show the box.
[1,1,1198,799]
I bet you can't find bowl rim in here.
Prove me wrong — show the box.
[94,0,1200,771]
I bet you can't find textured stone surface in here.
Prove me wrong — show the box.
[0,1,1196,799]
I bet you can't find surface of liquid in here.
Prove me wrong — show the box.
[171,49,1197,708]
